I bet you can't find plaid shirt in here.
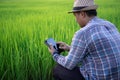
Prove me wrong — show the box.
[53,17,120,80]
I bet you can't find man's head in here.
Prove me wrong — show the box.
[69,0,98,27]
[73,10,97,27]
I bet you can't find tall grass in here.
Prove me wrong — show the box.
[0,0,120,80]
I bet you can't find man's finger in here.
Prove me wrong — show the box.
[49,45,53,49]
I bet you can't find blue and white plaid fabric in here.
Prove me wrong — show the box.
[53,17,120,80]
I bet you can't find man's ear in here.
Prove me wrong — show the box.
[80,11,86,18]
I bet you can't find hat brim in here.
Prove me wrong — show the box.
[68,5,98,13]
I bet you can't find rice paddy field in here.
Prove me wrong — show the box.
[0,0,120,80]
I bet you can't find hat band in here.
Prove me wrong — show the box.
[73,6,87,11]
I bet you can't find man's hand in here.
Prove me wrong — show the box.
[48,45,56,55]
[57,42,70,51]
[48,42,70,55]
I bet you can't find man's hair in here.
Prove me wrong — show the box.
[84,10,97,17]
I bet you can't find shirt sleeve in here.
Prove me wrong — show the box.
[53,30,88,70]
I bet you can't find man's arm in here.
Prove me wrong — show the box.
[50,30,87,70]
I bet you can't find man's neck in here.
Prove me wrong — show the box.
[80,16,96,28]
[87,16,96,23]
[83,16,96,27]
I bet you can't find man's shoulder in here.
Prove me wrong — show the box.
[89,17,116,28]
[83,17,116,32]
[75,17,117,38]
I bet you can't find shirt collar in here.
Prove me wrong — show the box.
[88,16,98,23]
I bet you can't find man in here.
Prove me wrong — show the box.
[48,0,120,80]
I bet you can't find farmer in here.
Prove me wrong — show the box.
[48,0,120,80]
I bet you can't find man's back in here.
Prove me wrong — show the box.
[80,17,120,80]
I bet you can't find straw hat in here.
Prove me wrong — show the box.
[68,0,98,13]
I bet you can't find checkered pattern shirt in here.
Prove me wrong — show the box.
[53,17,120,80]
